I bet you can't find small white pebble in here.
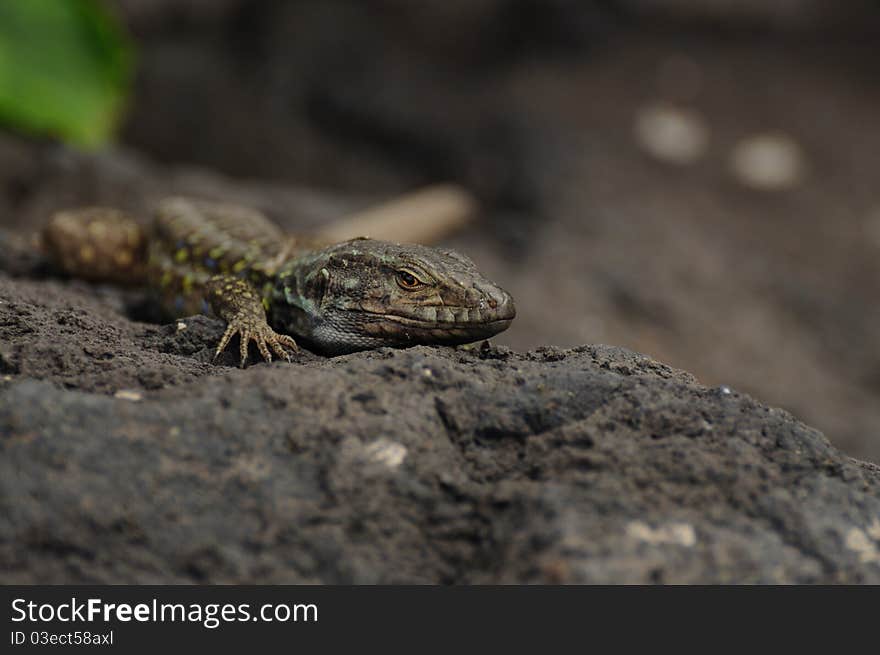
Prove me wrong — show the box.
[730,132,805,191]
[176,321,187,331]
[845,527,880,563]
[719,385,732,395]
[364,438,407,470]
[422,368,434,378]
[114,389,143,402]
[627,521,696,548]
[634,103,710,165]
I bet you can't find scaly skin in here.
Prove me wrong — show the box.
[42,197,516,365]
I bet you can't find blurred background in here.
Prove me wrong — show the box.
[1,0,879,460]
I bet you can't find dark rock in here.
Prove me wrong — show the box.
[1,273,878,583]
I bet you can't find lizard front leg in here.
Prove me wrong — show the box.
[205,275,298,367]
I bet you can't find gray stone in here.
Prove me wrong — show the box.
[1,277,878,583]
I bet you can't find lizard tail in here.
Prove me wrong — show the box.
[41,207,149,286]
[41,207,147,286]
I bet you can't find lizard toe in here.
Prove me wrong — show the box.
[238,329,251,368]
[255,334,273,363]
[280,334,299,352]
[214,324,237,362]
[213,319,297,367]
[268,333,298,362]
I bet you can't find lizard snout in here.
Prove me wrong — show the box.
[489,287,515,321]
[474,284,515,324]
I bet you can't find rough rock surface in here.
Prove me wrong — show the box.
[113,12,880,461]
[1,273,879,584]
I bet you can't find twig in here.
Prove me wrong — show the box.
[317,184,478,245]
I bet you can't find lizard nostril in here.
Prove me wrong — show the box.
[488,299,498,309]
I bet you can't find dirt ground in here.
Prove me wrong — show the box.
[483,37,880,462]
[2,270,879,582]
[1,4,879,583]
[96,2,880,460]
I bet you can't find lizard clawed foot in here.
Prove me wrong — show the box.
[213,316,299,367]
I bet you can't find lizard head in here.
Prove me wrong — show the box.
[272,238,515,355]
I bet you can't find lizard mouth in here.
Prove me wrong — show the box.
[298,286,516,354]
[364,308,515,345]
[376,313,513,329]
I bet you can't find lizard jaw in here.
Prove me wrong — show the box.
[360,284,516,346]
[365,315,514,345]
[367,312,514,337]
[342,294,515,351]
[305,305,515,355]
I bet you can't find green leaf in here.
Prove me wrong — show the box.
[0,0,133,147]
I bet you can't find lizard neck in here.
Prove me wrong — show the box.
[265,244,401,354]
[265,250,331,344]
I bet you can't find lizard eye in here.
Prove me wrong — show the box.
[396,270,422,290]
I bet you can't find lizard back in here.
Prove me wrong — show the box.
[43,197,322,317]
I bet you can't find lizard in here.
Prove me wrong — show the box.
[40,197,516,366]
